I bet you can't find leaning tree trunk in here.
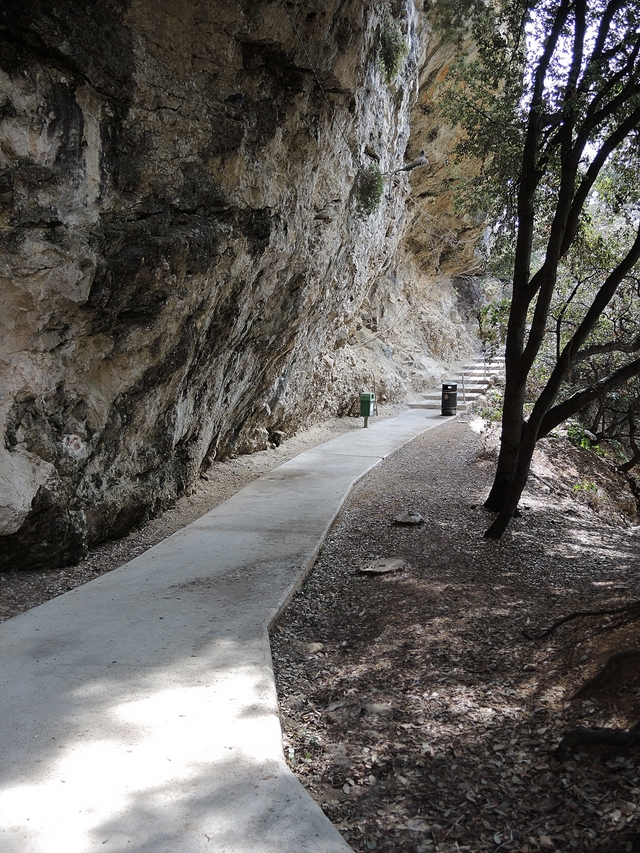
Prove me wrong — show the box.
[618,403,640,473]
[485,419,539,538]
[484,372,527,512]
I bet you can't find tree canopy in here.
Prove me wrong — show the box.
[439,0,640,537]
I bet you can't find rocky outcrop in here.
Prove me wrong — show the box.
[0,0,480,570]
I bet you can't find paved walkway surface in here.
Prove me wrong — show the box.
[0,408,454,853]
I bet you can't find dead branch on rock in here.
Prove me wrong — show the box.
[524,601,640,641]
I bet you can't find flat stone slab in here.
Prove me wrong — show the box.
[0,409,453,853]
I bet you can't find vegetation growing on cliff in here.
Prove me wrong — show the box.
[377,4,408,83]
[354,164,384,216]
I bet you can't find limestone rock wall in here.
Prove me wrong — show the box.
[0,0,479,569]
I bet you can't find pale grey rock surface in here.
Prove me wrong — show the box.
[0,0,480,568]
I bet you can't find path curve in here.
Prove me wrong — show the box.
[0,408,457,853]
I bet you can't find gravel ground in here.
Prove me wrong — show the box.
[270,418,640,853]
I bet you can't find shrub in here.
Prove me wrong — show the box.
[478,386,504,424]
[572,478,600,510]
[354,165,384,217]
[477,297,510,360]
[573,479,597,494]
[567,423,591,449]
[566,422,608,459]
[377,8,408,83]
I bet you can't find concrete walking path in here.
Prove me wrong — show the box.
[0,408,453,853]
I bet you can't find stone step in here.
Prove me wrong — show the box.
[419,391,485,402]
[461,365,504,375]
[407,401,469,410]
[408,354,504,412]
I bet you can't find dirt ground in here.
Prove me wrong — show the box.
[270,419,640,853]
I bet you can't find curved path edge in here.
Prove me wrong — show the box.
[0,409,455,853]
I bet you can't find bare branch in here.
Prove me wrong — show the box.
[576,334,640,361]
[539,356,640,437]
[584,0,627,71]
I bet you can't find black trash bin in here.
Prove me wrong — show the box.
[441,383,457,416]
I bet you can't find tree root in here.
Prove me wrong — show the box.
[523,601,640,641]
[554,651,640,762]
[555,725,640,762]
[572,649,640,699]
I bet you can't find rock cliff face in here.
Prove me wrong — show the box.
[0,0,480,570]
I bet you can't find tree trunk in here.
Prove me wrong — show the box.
[618,403,639,473]
[466,0,640,538]
[483,374,527,511]
[485,419,538,538]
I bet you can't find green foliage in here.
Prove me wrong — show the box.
[524,357,551,406]
[477,297,510,358]
[354,165,384,217]
[377,6,408,83]
[566,423,606,457]
[567,423,592,450]
[433,1,527,224]
[572,478,597,494]
[431,0,492,37]
[438,0,640,534]
[596,150,640,220]
[478,386,504,424]
[531,197,640,462]
[437,0,640,240]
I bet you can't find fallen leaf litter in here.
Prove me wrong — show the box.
[270,419,640,853]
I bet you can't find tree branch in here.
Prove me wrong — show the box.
[525,603,640,641]
[560,224,640,361]
[538,356,640,437]
[512,0,574,304]
[581,34,640,123]
[583,0,626,71]
[576,334,640,361]
[563,104,640,254]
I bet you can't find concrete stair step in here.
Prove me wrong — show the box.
[408,354,504,412]
[407,400,469,410]
[419,391,484,402]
